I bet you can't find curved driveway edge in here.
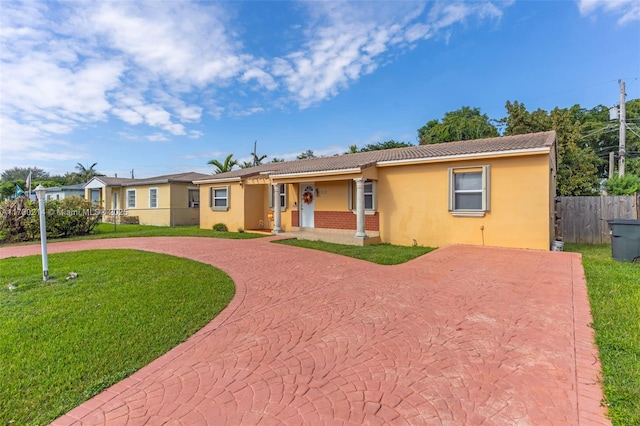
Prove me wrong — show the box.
[0,238,609,425]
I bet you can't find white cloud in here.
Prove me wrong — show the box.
[577,0,640,24]
[272,1,509,108]
[0,115,85,171]
[146,133,169,142]
[0,0,516,170]
[90,1,249,87]
[241,67,278,90]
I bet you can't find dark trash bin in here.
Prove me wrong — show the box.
[607,219,640,262]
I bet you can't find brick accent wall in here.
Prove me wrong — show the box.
[292,210,299,227]
[314,211,379,231]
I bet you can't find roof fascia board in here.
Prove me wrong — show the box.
[193,177,242,184]
[122,179,170,187]
[377,147,550,167]
[270,167,362,179]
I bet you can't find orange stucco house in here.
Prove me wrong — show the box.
[194,131,557,250]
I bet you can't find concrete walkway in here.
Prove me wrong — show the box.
[0,238,609,425]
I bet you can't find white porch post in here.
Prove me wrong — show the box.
[354,178,367,239]
[272,183,283,233]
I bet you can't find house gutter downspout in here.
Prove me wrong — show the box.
[354,178,367,239]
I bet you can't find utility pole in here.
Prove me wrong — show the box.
[609,151,615,179]
[619,80,626,176]
[253,140,258,166]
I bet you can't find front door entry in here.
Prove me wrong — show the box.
[300,183,315,228]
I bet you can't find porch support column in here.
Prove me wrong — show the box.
[354,178,367,239]
[272,183,283,234]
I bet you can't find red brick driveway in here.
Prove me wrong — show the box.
[0,237,608,425]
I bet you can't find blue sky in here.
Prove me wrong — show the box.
[1,0,639,178]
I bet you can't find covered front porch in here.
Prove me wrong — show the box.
[277,227,381,246]
[268,167,380,245]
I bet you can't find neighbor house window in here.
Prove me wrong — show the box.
[348,179,377,212]
[149,188,158,208]
[448,166,490,216]
[188,189,199,208]
[211,186,229,211]
[127,189,136,208]
[269,184,287,211]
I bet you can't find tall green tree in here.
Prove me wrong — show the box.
[208,154,238,174]
[550,107,601,195]
[297,150,316,160]
[502,101,601,195]
[1,167,49,182]
[418,106,499,144]
[73,162,104,183]
[345,145,359,154]
[501,101,550,135]
[359,140,414,152]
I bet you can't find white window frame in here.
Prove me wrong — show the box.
[126,189,136,208]
[269,183,287,212]
[149,187,158,208]
[211,186,230,211]
[347,179,377,213]
[448,165,490,217]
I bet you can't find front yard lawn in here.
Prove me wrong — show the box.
[0,249,234,426]
[567,243,640,426]
[273,238,436,265]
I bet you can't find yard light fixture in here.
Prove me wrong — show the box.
[34,184,49,281]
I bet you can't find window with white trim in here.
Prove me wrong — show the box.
[149,188,158,208]
[126,189,136,208]
[448,166,490,215]
[269,184,287,211]
[348,179,377,212]
[188,189,199,208]
[211,186,229,211]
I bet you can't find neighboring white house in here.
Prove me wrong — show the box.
[44,184,86,201]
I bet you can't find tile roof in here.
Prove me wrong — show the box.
[89,172,211,187]
[195,131,556,182]
[120,172,210,186]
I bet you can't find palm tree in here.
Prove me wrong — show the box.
[297,149,316,160]
[208,154,238,174]
[251,153,268,166]
[74,162,104,183]
[271,158,284,163]
[345,145,359,154]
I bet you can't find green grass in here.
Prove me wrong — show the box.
[272,238,435,265]
[566,243,640,426]
[4,223,267,246]
[0,249,235,426]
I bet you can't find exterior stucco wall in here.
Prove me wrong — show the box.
[199,182,245,231]
[376,153,552,250]
[244,184,265,230]
[313,181,348,211]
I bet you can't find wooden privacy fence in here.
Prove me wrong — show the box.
[556,195,639,244]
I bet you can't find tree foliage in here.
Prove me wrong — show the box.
[297,150,316,160]
[359,140,414,152]
[605,174,640,195]
[208,154,238,174]
[501,101,601,195]
[73,162,104,183]
[418,106,499,144]
[1,167,49,182]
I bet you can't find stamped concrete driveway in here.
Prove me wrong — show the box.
[1,237,608,425]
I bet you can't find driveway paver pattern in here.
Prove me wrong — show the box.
[0,237,608,425]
